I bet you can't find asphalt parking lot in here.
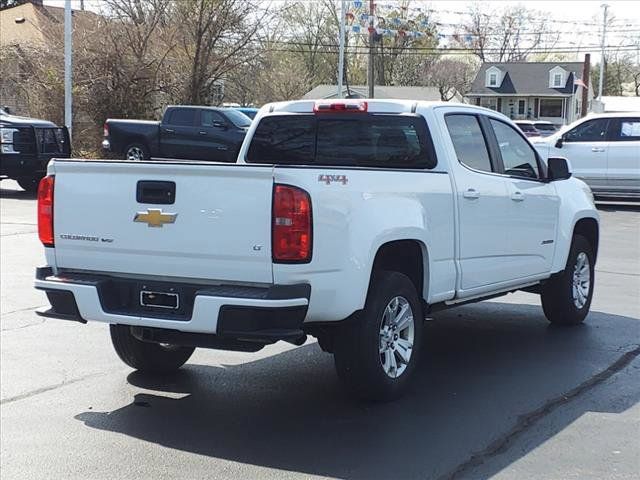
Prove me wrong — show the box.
[1,179,639,480]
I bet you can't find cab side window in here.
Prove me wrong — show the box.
[615,118,640,141]
[445,114,493,173]
[489,119,540,179]
[565,118,609,142]
[201,110,225,127]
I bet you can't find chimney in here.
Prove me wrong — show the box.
[581,54,591,118]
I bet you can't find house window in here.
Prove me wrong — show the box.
[553,73,563,87]
[489,73,497,86]
[518,100,525,115]
[539,99,563,117]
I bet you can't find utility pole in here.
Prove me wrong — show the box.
[581,53,591,117]
[64,0,72,139]
[597,3,608,100]
[337,0,346,99]
[367,0,375,98]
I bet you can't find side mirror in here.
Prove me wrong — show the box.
[212,121,228,130]
[3,106,11,114]
[547,157,572,181]
[554,136,563,148]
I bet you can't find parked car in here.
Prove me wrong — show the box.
[0,107,70,192]
[514,120,542,138]
[35,100,599,401]
[102,105,252,162]
[533,121,558,137]
[234,107,259,119]
[534,113,640,198]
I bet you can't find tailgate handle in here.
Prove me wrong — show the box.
[137,181,176,205]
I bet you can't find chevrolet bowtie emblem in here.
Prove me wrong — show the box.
[133,209,178,228]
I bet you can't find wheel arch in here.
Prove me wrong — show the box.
[573,217,599,261]
[368,239,430,303]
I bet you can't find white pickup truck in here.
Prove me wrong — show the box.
[35,100,599,401]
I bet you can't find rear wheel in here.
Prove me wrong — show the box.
[125,143,149,161]
[333,271,423,401]
[541,235,595,325]
[110,324,194,372]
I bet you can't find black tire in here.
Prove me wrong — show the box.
[110,324,194,372]
[541,235,595,325]
[124,142,149,161]
[333,271,424,401]
[17,176,42,193]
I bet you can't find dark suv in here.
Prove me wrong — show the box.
[0,108,70,192]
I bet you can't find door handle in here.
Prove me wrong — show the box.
[164,128,175,134]
[463,188,480,199]
[511,191,525,202]
[199,131,207,135]
[591,147,605,152]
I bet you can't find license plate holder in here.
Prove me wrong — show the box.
[140,290,179,310]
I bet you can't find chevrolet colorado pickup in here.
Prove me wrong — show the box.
[35,100,599,401]
[102,105,251,162]
[0,108,70,192]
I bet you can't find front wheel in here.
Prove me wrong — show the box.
[17,176,42,193]
[333,271,423,401]
[541,235,595,325]
[110,324,194,373]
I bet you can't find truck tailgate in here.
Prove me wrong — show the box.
[52,160,274,283]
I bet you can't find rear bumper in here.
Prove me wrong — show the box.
[34,267,310,342]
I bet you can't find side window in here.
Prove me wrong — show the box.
[167,109,196,127]
[445,114,493,173]
[564,118,609,142]
[201,110,224,127]
[490,119,540,179]
[615,118,640,141]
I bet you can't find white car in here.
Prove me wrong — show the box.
[534,113,640,198]
[34,100,599,401]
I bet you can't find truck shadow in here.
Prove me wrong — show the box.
[75,302,640,480]
[0,184,35,199]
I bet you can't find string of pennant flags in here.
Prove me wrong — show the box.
[344,0,640,42]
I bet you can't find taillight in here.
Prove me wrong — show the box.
[103,123,109,137]
[272,184,312,263]
[37,175,54,247]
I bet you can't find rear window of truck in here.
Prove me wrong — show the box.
[246,114,437,169]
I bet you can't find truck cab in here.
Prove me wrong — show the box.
[0,108,70,192]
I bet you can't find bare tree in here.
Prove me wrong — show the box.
[423,57,478,101]
[463,3,559,62]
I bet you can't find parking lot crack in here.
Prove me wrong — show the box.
[438,344,640,480]
[0,370,121,405]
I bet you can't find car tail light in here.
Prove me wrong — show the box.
[272,184,312,263]
[314,100,367,113]
[38,175,54,247]
[103,123,109,137]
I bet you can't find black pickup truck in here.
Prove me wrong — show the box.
[103,105,252,162]
[0,108,71,192]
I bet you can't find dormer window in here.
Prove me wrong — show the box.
[553,73,563,87]
[549,66,566,88]
[485,66,502,87]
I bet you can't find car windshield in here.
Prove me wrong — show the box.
[534,123,556,131]
[224,109,252,128]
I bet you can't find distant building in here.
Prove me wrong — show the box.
[302,85,463,102]
[0,0,97,116]
[465,62,592,126]
[592,96,640,113]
